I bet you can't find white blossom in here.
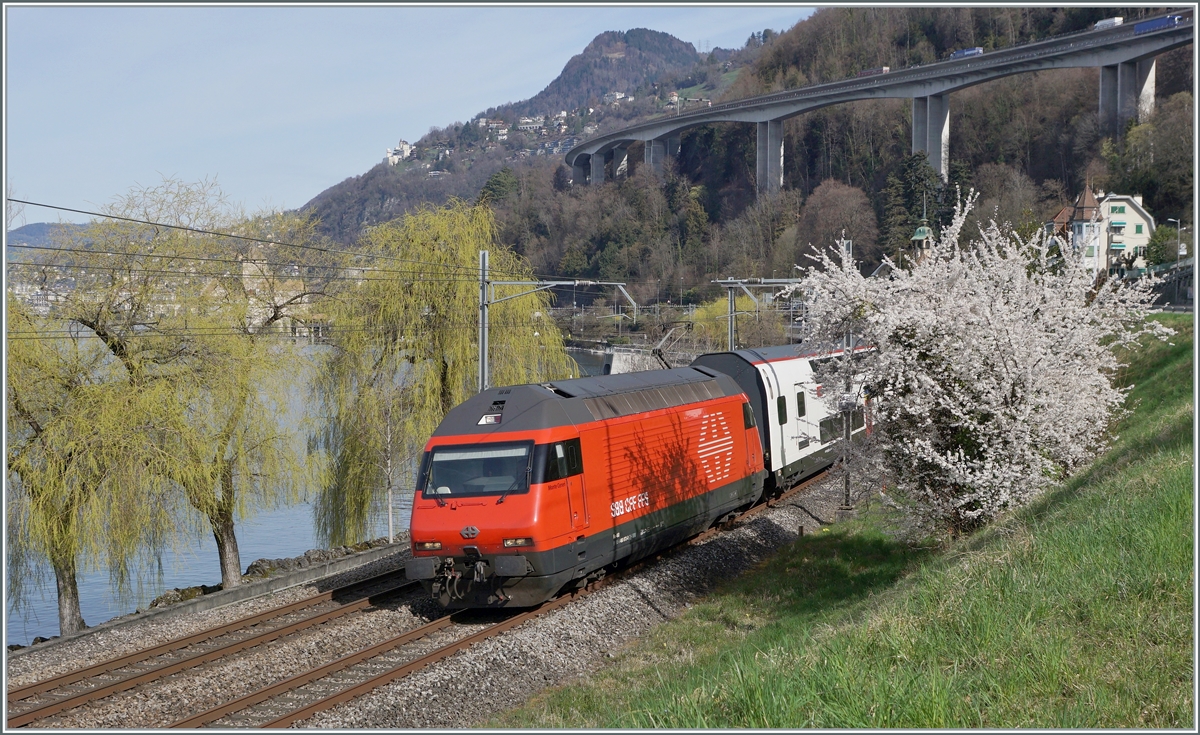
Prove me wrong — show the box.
[789,193,1170,534]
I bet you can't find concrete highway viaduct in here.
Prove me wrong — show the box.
[565,14,1193,193]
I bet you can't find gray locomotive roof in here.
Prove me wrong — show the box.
[431,367,742,438]
[699,339,870,366]
[545,366,724,398]
[698,344,800,365]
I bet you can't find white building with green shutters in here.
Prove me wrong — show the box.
[1050,188,1155,277]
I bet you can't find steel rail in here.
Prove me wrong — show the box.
[14,468,835,729]
[261,589,586,728]
[5,576,417,729]
[202,470,835,729]
[169,613,459,728]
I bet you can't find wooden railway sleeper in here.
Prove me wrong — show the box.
[6,571,407,703]
[6,579,416,729]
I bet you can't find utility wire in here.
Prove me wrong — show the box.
[5,198,540,280]
[5,313,769,341]
[7,243,487,280]
[9,255,732,292]
[7,260,487,284]
[7,198,792,289]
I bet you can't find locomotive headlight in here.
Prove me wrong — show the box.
[415,541,442,551]
[503,537,534,548]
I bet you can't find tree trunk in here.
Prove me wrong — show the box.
[211,461,242,588]
[53,555,87,636]
[439,357,455,416]
[210,505,242,589]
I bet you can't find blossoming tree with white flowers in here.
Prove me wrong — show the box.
[788,194,1170,535]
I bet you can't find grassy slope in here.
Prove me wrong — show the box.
[495,314,1194,728]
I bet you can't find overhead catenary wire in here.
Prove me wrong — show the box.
[7,198,780,289]
[7,243,493,281]
[5,312,763,341]
[9,255,729,292]
[8,260,489,284]
[5,198,543,281]
[8,262,742,298]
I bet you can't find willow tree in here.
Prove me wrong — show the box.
[6,297,180,634]
[22,177,331,590]
[687,294,788,353]
[316,200,577,546]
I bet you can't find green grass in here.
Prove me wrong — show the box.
[494,314,1193,728]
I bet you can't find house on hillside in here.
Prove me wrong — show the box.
[1048,187,1155,277]
[385,140,413,166]
[1099,192,1154,273]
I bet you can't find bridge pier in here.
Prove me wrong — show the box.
[1100,59,1155,137]
[665,135,680,160]
[756,120,784,194]
[572,161,587,186]
[641,136,680,177]
[644,139,666,174]
[912,94,950,181]
[1099,64,1119,135]
[590,152,605,186]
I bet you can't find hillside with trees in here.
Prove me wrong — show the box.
[301,6,1193,295]
[302,28,729,243]
[497,28,702,120]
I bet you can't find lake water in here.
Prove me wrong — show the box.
[4,348,610,647]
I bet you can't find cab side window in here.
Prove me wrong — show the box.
[565,439,583,475]
[796,392,806,417]
[542,438,583,482]
[544,443,568,482]
[742,402,756,429]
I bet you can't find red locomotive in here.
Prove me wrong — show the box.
[406,345,866,608]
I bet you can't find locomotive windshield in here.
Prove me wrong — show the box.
[423,442,532,498]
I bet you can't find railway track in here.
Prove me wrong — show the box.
[172,594,588,728]
[178,470,833,729]
[5,571,419,729]
[8,469,830,729]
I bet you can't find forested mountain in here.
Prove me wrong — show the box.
[302,28,724,243]
[300,7,1192,305]
[496,28,701,119]
[6,222,86,262]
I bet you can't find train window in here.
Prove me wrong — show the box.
[544,443,568,482]
[742,402,756,429]
[796,392,806,417]
[425,442,532,498]
[533,438,583,484]
[777,395,787,424]
[819,416,840,444]
[851,408,865,431]
[565,439,583,475]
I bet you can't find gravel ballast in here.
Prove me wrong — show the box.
[6,477,856,728]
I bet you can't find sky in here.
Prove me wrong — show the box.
[4,3,815,226]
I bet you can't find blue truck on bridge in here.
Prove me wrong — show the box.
[1135,15,1183,35]
[949,47,984,60]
